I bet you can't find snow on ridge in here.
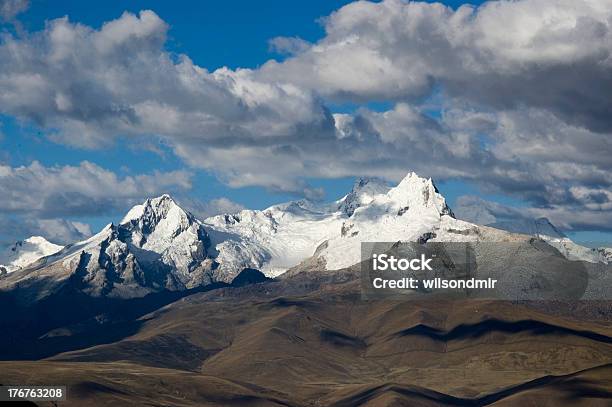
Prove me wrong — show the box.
[204,172,462,275]
[4,194,215,298]
[485,217,609,264]
[4,173,607,298]
[120,194,178,225]
[338,177,391,216]
[538,237,611,265]
[320,172,460,270]
[0,236,63,274]
[599,247,612,264]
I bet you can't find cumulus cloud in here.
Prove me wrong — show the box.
[0,1,610,232]
[261,0,612,131]
[0,0,28,21]
[0,160,192,243]
[0,10,330,149]
[268,36,311,55]
[37,219,92,242]
[0,217,91,245]
[0,161,192,217]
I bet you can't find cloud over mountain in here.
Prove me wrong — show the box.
[0,0,610,232]
[0,161,192,217]
[0,216,91,245]
[0,161,192,243]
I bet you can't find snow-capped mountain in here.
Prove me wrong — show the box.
[205,173,502,275]
[338,177,392,217]
[1,172,607,301]
[0,195,216,300]
[0,236,63,275]
[317,172,464,270]
[205,197,345,279]
[205,172,607,274]
[120,194,213,279]
[539,238,611,264]
[490,217,610,265]
[205,177,411,278]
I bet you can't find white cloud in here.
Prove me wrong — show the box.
[0,161,192,216]
[34,219,92,244]
[0,0,28,21]
[0,1,610,231]
[0,160,193,243]
[0,217,91,245]
[268,36,311,55]
[261,0,612,131]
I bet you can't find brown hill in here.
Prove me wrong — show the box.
[0,272,611,406]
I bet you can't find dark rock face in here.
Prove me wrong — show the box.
[231,268,270,287]
[417,232,437,244]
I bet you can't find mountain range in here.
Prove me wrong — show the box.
[1,172,610,302]
[1,172,612,406]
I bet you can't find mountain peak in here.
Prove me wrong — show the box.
[394,171,433,190]
[490,217,566,239]
[534,218,566,238]
[386,172,454,217]
[147,193,179,211]
[120,194,186,226]
[0,235,63,274]
[338,173,455,218]
[24,236,53,244]
[150,193,174,205]
[339,177,390,216]
[353,176,387,190]
[12,194,215,298]
[117,194,211,278]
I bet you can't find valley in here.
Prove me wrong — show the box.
[1,274,611,406]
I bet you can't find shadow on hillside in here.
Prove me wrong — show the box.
[393,319,612,344]
[0,269,270,360]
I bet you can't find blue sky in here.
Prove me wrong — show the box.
[1,0,610,247]
[3,1,356,229]
[21,1,485,71]
[2,1,485,211]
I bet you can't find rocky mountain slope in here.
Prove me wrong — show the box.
[0,195,216,301]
